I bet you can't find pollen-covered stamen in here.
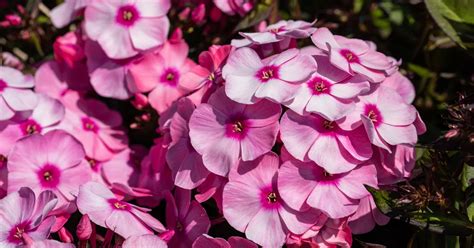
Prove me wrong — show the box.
[232,121,244,133]
[262,70,273,80]
[14,227,24,240]
[116,5,140,27]
[323,121,334,130]
[315,81,327,92]
[123,10,133,21]
[176,221,184,231]
[323,170,332,177]
[114,202,128,209]
[82,118,99,133]
[367,110,377,122]
[0,154,7,163]
[43,171,53,181]
[208,72,215,82]
[256,65,279,83]
[166,73,175,81]
[267,192,278,203]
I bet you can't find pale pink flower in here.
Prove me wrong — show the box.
[129,39,195,113]
[195,174,228,213]
[373,144,416,185]
[233,20,316,47]
[278,159,377,218]
[339,85,418,150]
[84,0,171,59]
[122,234,167,248]
[167,98,209,189]
[76,182,166,239]
[58,97,128,161]
[50,0,90,28]
[311,27,394,82]
[348,195,389,234]
[0,94,65,158]
[287,218,352,248]
[1,52,24,70]
[0,66,37,121]
[53,31,85,68]
[136,138,174,207]
[287,55,370,120]
[0,188,58,247]
[280,110,372,174]
[189,88,281,176]
[181,45,232,105]
[223,153,320,247]
[7,130,91,212]
[214,0,254,16]
[165,189,210,247]
[24,239,75,248]
[193,234,257,248]
[100,146,148,196]
[34,61,91,101]
[84,41,137,100]
[222,47,316,104]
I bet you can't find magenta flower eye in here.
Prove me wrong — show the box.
[116,5,140,27]
[339,49,359,63]
[266,192,278,203]
[256,65,279,82]
[20,119,42,135]
[0,79,7,92]
[37,164,61,188]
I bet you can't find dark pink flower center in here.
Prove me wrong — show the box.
[108,199,131,211]
[225,116,248,140]
[340,49,359,63]
[260,186,281,209]
[19,119,42,136]
[82,117,99,133]
[38,164,61,188]
[364,104,383,127]
[314,117,340,136]
[268,26,285,34]
[0,154,7,167]
[0,79,7,92]
[256,65,279,83]
[307,77,331,95]
[86,157,101,173]
[7,221,30,244]
[115,5,140,27]
[160,68,180,86]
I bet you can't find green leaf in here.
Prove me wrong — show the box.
[467,202,474,222]
[233,2,275,33]
[461,163,474,191]
[366,186,392,214]
[425,0,474,50]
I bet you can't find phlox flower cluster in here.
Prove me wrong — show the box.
[0,0,425,247]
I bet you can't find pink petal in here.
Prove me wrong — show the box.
[377,86,417,126]
[377,123,417,146]
[43,130,85,169]
[2,88,38,111]
[255,78,300,103]
[245,208,286,248]
[134,0,170,17]
[308,135,357,174]
[76,182,114,227]
[361,115,390,150]
[222,47,262,77]
[0,97,14,121]
[105,211,152,238]
[32,94,65,127]
[279,110,318,161]
[350,63,385,83]
[336,163,377,199]
[311,27,340,51]
[224,75,261,104]
[240,123,279,161]
[278,54,317,82]
[130,207,166,232]
[97,25,136,59]
[222,181,261,232]
[123,235,167,248]
[307,183,359,218]
[130,17,169,51]
[278,205,320,234]
[182,202,211,243]
[277,160,317,210]
[90,60,132,100]
[306,94,354,121]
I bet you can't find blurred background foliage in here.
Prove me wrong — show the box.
[0,0,473,247]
